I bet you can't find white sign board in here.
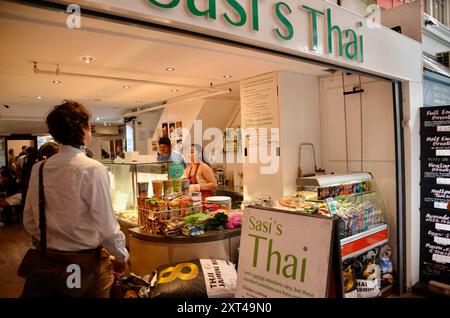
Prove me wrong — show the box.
[236,207,335,298]
[52,0,422,82]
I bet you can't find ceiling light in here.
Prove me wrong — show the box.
[224,75,232,79]
[82,56,94,64]
[166,67,175,72]
[37,96,43,100]
[122,85,130,89]
[170,89,179,93]
[52,80,61,84]
[96,118,100,121]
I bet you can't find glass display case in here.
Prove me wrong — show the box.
[102,161,170,226]
[295,173,387,240]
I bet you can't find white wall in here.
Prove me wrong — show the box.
[402,80,423,289]
[320,73,398,269]
[340,0,370,16]
[134,108,163,155]
[278,72,322,195]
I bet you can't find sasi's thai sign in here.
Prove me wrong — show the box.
[147,0,364,63]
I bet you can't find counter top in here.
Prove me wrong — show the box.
[129,227,241,243]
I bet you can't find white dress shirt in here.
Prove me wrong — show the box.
[23,145,129,263]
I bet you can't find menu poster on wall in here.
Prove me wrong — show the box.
[420,105,450,132]
[419,105,450,287]
[235,207,337,298]
[241,73,279,150]
[421,157,450,185]
[420,184,450,210]
[420,132,450,158]
[420,210,450,284]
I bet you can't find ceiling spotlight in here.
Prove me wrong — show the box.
[52,80,61,84]
[96,117,100,121]
[37,96,43,100]
[122,85,130,89]
[223,75,232,79]
[82,56,94,64]
[166,67,175,72]
[170,89,179,93]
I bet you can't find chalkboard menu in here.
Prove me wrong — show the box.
[419,106,450,285]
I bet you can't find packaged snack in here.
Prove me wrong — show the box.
[137,182,149,199]
[182,179,190,195]
[152,180,164,197]
[163,180,173,195]
[173,179,182,193]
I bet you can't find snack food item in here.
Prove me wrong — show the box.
[173,179,182,193]
[137,182,149,199]
[182,179,190,195]
[163,180,173,195]
[152,180,164,197]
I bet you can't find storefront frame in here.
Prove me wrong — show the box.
[11,0,409,295]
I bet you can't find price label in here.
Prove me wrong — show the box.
[326,198,337,215]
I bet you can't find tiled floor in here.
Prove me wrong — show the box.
[0,221,29,298]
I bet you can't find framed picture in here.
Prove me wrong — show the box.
[169,122,176,138]
[152,141,158,152]
[176,121,182,138]
[162,122,168,138]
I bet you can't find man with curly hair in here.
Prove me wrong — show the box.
[21,100,128,298]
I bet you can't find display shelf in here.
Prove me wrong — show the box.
[340,224,388,261]
[297,172,372,187]
[305,190,376,203]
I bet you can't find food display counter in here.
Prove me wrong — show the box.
[128,227,241,276]
[103,161,242,276]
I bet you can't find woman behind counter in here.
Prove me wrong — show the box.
[183,144,217,200]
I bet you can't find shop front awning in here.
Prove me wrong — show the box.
[423,54,450,78]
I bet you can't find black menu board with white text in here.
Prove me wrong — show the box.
[419,106,450,285]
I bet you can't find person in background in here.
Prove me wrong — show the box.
[116,146,125,159]
[84,147,94,159]
[157,136,187,168]
[15,147,27,183]
[22,100,128,298]
[20,147,37,204]
[0,167,21,224]
[183,144,218,200]
[7,149,16,177]
[37,142,59,162]
[17,145,28,158]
